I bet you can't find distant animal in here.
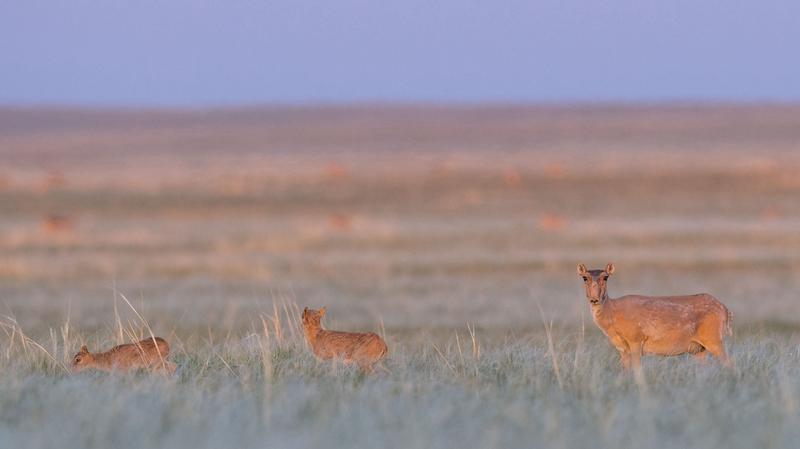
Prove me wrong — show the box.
[71,337,176,374]
[41,213,73,233]
[577,263,732,371]
[301,307,388,373]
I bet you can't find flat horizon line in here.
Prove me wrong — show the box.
[2,99,800,114]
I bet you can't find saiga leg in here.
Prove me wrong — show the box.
[702,339,732,367]
[629,342,643,372]
[619,350,631,371]
[629,342,647,387]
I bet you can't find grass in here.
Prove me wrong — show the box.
[1,305,799,449]
[3,108,800,448]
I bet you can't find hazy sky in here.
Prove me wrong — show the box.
[2,1,799,106]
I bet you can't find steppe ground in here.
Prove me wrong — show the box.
[1,105,800,449]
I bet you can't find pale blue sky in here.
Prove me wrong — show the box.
[1,0,799,106]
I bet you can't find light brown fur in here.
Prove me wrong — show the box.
[302,307,388,373]
[71,337,176,375]
[578,263,733,372]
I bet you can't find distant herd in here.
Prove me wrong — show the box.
[71,263,733,375]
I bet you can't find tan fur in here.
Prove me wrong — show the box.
[302,307,388,373]
[71,337,176,375]
[577,263,733,371]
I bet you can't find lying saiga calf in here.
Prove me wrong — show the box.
[302,307,388,373]
[71,337,176,375]
[578,263,732,371]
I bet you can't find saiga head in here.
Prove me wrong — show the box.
[302,307,326,328]
[577,263,615,305]
[71,345,94,373]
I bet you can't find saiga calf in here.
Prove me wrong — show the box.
[71,337,176,375]
[302,307,388,373]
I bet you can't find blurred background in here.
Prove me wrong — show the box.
[2,1,800,336]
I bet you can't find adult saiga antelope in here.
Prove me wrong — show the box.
[577,263,732,371]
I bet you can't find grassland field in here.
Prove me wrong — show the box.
[1,105,800,448]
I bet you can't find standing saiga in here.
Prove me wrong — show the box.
[578,263,732,372]
[302,307,388,373]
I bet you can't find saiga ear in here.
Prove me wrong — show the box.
[302,307,308,317]
[605,263,615,275]
[577,263,588,276]
[320,307,326,317]
[80,345,88,353]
